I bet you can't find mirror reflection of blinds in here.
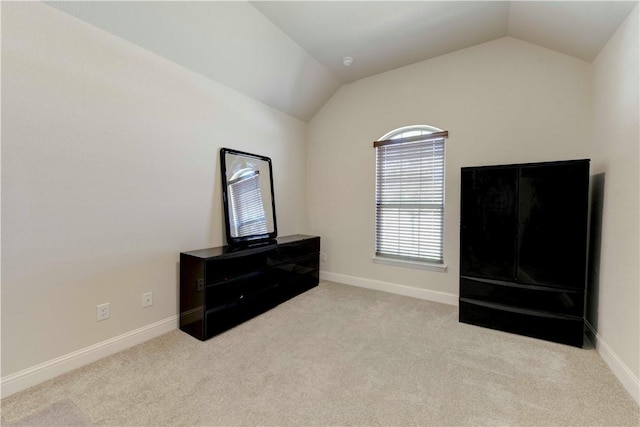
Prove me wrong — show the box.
[374,134,445,263]
[228,171,268,237]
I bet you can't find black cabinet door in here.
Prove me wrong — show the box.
[517,162,589,289]
[460,167,518,280]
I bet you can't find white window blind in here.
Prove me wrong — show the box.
[374,129,447,264]
[228,171,268,237]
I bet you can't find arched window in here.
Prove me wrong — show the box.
[373,125,448,269]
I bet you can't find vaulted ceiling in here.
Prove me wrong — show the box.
[46,1,637,122]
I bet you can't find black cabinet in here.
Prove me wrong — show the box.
[459,160,589,347]
[180,235,320,341]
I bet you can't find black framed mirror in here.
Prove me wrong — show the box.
[220,148,277,246]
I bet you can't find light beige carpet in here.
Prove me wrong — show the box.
[2,281,638,426]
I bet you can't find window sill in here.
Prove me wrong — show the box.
[372,256,448,272]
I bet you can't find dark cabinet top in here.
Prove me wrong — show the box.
[181,234,319,260]
[461,158,589,172]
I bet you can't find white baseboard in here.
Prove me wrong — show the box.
[4,292,636,408]
[0,315,178,399]
[320,271,458,306]
[585,320,640,405]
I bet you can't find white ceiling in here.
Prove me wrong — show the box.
[253,1,637,83]
[46,1,637,121]
[253,1,511,83]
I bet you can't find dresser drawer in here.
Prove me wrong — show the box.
[205,254,319,309]
[272,255,319,302]
[206,272,276,309]
[205,302,245,338]
[274,237,320,262]
[204,237,320,285]
[460,276,584,317]
[204,245,276,284]
[459,299,584,347]
[270,254,319,284]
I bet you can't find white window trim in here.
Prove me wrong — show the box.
[374,125,448,268]
[372,255,448,272]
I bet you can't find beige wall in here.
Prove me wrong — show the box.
[1,3,308,376]
[3,0,638,403]
[307,37,591,296]
[590,5,639,386]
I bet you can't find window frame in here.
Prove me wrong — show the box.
[373,125,448,272]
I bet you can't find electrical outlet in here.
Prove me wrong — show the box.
[142,292,153,308]
[320,252,327,262]
[96,303,110,321]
